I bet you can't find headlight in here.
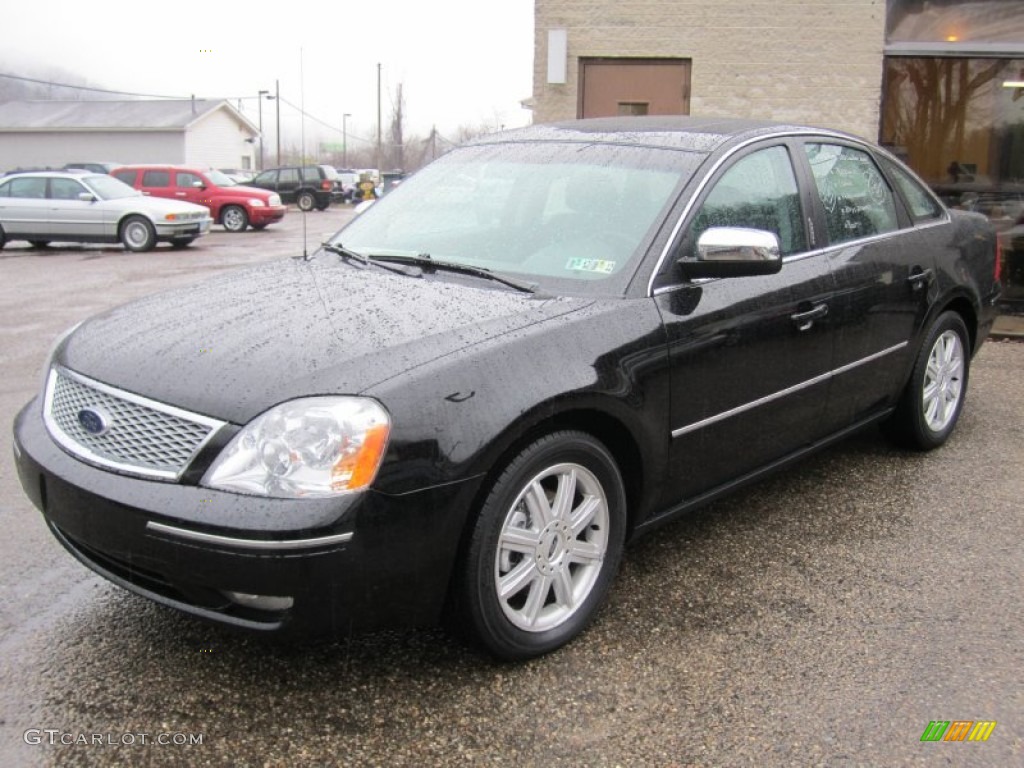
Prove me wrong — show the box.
[249,199,266,207]
[203,397,390,498]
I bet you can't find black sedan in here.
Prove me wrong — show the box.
[13,118,1000,660]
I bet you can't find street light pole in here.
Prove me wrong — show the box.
[343,113,351,167]
[257,89,269,170]
[275,79,281,166]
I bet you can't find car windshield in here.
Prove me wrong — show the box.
[333,141,701,295]
[207,170,237,186]
[84,175,142,200]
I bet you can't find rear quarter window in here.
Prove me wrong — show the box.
[142,170,171,187]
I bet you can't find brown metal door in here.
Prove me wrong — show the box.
[579,58,691,118]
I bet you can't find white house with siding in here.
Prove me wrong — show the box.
[0,99,258,172]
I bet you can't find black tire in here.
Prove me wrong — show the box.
[457,431,626,660]
[221,205,248,232]
[883,311,970,451]
[251,223,268,231]
[0,225,6,249]
[170,237,195,249]
[296,191,316,212]
[315,201,330,211]
[120,216,156,252]
[29,240,51,249]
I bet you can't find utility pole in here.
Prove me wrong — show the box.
[343,113,351,167]
[257,89,269,170]
[376,63,382,174]
[275,79,281,166]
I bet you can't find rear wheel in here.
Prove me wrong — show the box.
[883,311,970,450]
[297,191,316,212]
[0,225,6,249]
[457,431,626,660]
[120,216,156,252]
[221,205,248,232]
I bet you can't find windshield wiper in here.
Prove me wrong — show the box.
[371,253,538,294]
[319,242,420,277]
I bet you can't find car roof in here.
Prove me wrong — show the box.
[469,116,854,154]
[1,169,96,178]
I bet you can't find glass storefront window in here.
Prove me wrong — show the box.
[882,1,1024,303]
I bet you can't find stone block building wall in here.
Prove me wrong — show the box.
[533,0,887,139]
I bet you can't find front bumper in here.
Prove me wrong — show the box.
[250,206,287,226]
[154,217,213,239]
[13,399,478,638]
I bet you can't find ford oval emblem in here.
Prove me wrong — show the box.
[78,407,110,436]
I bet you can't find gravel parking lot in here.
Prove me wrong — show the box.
[1,208,1021,766]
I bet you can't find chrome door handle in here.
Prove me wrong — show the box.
[791,303,828,331]
[907,268,934,291]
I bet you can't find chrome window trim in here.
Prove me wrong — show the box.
[146,521,354,550]
[670,342,908,438]
[647,130,952,297]
[43,366,227,481]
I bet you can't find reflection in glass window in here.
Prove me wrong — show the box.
[805,144,898,244]
[688,146,806,256]
[881,157,943,221]
[176,172,201,188]
[7,178,47,199]
[886,0,1024,45]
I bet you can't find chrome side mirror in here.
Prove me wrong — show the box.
[680,227,783,278]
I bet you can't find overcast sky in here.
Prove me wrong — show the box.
[1,0,535,150]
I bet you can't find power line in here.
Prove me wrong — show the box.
[0,72,187,100]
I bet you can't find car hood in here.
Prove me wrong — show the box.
[230,184,277,200]
[107,194,209,215]
[58,257,588,424]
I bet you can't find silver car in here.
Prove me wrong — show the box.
[0,171,213,252]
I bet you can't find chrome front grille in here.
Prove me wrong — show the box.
[43,366,226,480]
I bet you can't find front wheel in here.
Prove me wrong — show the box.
[296,192,316,212]
[29,240,51,249]
[883,311,970,450]
[457,431,626,660]
[120,216,156,252]
[221,205,248,232]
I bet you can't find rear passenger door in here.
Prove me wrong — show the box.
[797,141,935,430]
[139,169,173,201]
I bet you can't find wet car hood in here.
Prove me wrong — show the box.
[58,257,587,424]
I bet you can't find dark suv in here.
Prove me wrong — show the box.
[247,165,336,211]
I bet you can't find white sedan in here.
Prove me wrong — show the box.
[0,170,213,251]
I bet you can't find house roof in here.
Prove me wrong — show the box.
[0,99,258,133]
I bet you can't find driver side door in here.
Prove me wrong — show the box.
[653,141,837,506]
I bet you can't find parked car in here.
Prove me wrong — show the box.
[333,169,360,202]
[112,166,286,233]
[246,165,337,211]
[0,170,212,251]
[218,168,256,184]
[13,118,1000,660]
[62,162,120,175]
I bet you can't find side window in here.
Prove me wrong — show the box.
[881,158,943,222]
[253,171,276,186]
[804,144,898,244]
[688,146,806,256]
[300,167,320,183]
[49,179,85,200]
[176,172,202,188]
[142,170,171,187]
[7,177,47,198]
[279,169,300,184]
[112,170,136,186]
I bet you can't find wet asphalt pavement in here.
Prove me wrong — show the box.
[1,208,1021,766]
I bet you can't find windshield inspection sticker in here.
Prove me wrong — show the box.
[566,258,616,274]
